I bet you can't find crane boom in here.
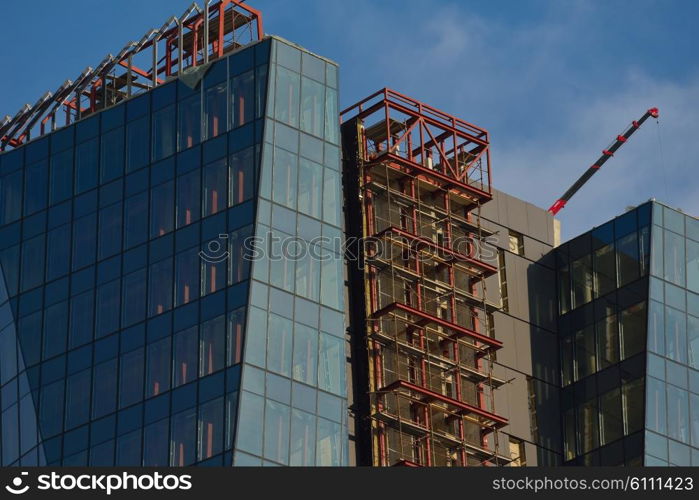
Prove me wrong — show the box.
[548,107,660,215]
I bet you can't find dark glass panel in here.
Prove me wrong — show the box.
[231,70,254,128]
[152,105,176,161]
[176,170,201,228]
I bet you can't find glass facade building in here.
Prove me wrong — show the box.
[556,201,699,466]
[0,36,347,467]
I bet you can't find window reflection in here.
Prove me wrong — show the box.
[150,180,174,238]
[200,315,225,376]
[229,147,254,206]
[178,94,201,151]
[231,70,254,128]
[227,308,245,366]
[176,170,200,228]
[263,399,290,464]
[202,158,227,216]
[146,337,171,397]
[298,158,322,219]
[75,139,98,194]
[126,116,149,173]
[205,82,227,139]
[175,248,199,306]
[300,77,324,138]
[101,127,124,183]
[267,314,292,377]
[275,67,300,127]
[148,258,173,317]
[152,105,176,161]
[170,408,196,466]
[272,147,297,209]
[198,398,224,461]
[173,326,198,387]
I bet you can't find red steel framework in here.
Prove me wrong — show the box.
[1,0,263,151]
[341,89,509,466]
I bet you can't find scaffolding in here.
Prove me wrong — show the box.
[342,89,509,466]
[1,0,263,151]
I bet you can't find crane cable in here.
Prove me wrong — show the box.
[654,114,670,203]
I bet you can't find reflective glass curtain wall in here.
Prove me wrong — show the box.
[0,39,272,466]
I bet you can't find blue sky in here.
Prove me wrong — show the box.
[1,0,697,239]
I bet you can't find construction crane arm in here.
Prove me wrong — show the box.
[548,107,660,215]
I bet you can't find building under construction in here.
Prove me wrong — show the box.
[1,0,698,468]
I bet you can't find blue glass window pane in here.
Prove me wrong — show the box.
[297,158,322,220]
[150,180,174,238]
[100,127,124,184]
[272,147,297,209]
[146,337,171,398]
[198,397,224,461]
[289,409,315,466]
[245,307,267,368]
[170,408,196,466]
[50,150,73,205]
[664,206,685,234]
[175,248,199,307]
[264,399,290,464]
[276,42,301,72]
[92,358,117,419]
[65,369,91,430]
[666,306,687,364]
[96,279,121,338]
[116,429,142,465]
[69,290,94,348]
[203,158,227,217]
[176,169,200,229]
[648,300,665,356]
[231,71,254,128]
[230,225,252,285]
[98,202,123,260]
[119,348,144,408]
[0,170,23,225]
[143,419,169,466]
[152,105,176,162]
[43,301,68,359]
[320,254,343,311]
[75,139,98,194]
[324,87,339,145]
[300,77,324,138]
[200,315,225,376]
[318,332,344,396]
[647,377,667,434]
[24,161,48,216]
[687,239,699,294]
[275,67,300,127]
[256,65,268,119]
[39,381,64,439]
[667,385,689,443]
[46,224,70,281]
[173,326,198,387]
[124,192,148,249]
[122,269,146,327]
[292,323,318,386]
[689,316,699,370]
[322,168,341,227]
[18,312,42,366]
[21,234,45,292]
[302,52,325,83]
[316,417,342,466]
[664,229,686,287]
[205,82,228,139]
[72,213,97,271]
[126,116,150,173]
[227,308,245,367]
[229,146,254,206]
[179,94,202,151]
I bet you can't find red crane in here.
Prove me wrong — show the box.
[548,107,660,215]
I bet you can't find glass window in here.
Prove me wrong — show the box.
[43,301,68,359]
[264,399,290,464]
[146,337,171,397]
[300,77,324,138]
[170,408,196,466]
[667,385,689,443]
[616,231,640,287]
[92,359,117,419]
[203,158,227,216]
[101,127,124,183]
[205,82,227,139]
[318,332,344,395]
[39,381,65,439]
[72,213,97,271]
[237,391,264,456]
[119,348,144,408]
[688,315,699,370]
[124,192,148,249]
[256,64,268,119]
[152,105,176,161]
[558,263,571,315]
[50,150,73,204]
[198,397,224,461]
[593,244,615,297]
[178,94,201,151]
[175,248,199,307]
[143,419,169,466]
[293,323,318,386]
[122,269,146,327]
[176,170,200,228]
[116,429,141,466]
[296,250,321,301]
[664,229,686,287]
[173,326,198,387]
[150,180,174,238]
[227,308,245,366]
[620,301,647,360]
[599,388,623,445]
[0,170,23,225]
[69,291,94,348]
[272,147,297,208]
[647,377,667,434]
[640,225,651,276]
[75,139,98,194]
[148,258,173,317]
[324,87,339,145]
[320,255,343,311]
[290,409,316,466]
[322,168,341,227]
[275,67,300,127]
[577,399,599,454]
[596,314,619,369]
[200,315,225,376]
[687,240,699,294]
[690,393,699,447]
[269,229,295,292]
[229,147,254,206]
[230,225,252,285]
[648,300,665,356]
[65,369,91,430]
[665,306,687,363]
[664,206,685,234]
[298,158,322,219]
[96,279,120,337]
[24,161,48,215]
[231,70,254,128]
[267,314,293,377]
[201,253,226,297]
[622,377,644,435]
[316,417,342,466]
[46,224,71,281]
[651,224,664,277]
[560,335,574,386]
[126,116,149,173]
[98,202,123,260]
[574,325,596,380]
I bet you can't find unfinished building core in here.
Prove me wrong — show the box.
[342,89,509,466]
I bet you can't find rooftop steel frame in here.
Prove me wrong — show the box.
[1,0,263,151]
